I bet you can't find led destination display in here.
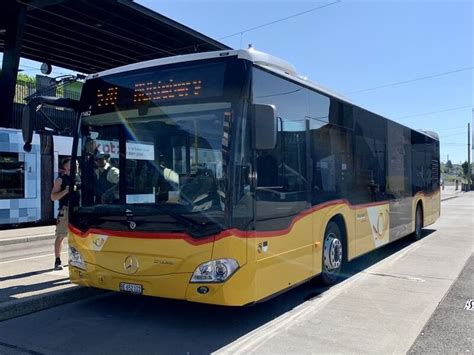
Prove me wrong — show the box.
[87,61,227,114]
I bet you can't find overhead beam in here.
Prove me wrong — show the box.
[0,0,27,127]
[24,0,68,10]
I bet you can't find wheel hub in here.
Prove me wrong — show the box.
[324,234,342,271]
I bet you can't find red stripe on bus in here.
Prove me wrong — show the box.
[68,198,392,244]
[69,224,215,246]
[238,199,388,239]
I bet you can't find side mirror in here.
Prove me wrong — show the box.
[22,100,37,152]
[252,104,277,150]
[22,96,80,152]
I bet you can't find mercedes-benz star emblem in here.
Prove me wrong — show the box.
[124,255,139,274]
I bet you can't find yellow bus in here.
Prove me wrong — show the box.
[23,49,440,305]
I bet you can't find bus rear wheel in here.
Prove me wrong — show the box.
[413,204,423,241]
[320,221,344,285]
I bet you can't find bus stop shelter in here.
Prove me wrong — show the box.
[0,0,230,128]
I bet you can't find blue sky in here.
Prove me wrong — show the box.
[10,0,474,163]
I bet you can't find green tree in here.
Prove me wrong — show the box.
[14,73,36,103]
[461,161,472,181]
[17,72,36,84]
[446,160,453,171]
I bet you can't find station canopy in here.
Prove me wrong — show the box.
[0,0,231,74]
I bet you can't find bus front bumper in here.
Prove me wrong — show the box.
[69,262,255,306]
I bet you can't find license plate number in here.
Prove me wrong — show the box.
[119,282,143,295]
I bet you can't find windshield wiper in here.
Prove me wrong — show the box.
[75,205,223,237]
[73,206,127,229]
[77,205,126,216]
[128,205,223,238]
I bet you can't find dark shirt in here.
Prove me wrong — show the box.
[82,153,96,205]
[58,174,71,209]
[95,166,115,203]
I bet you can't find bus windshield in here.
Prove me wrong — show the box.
[72,58,246,237]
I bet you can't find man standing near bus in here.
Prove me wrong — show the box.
[50,158,72,270]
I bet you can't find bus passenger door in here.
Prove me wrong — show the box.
[386,124,413,240]
[353,117,389,255]
[254,117,312,299]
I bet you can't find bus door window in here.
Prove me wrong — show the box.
[387,122,413,238]
[231,103,252,230]
[256,116,282,188]
[353,108,387,255]
[309,98,353,205]
[255,117,309,211]
[252,67,310,231]
[251,66,314,289]
[80,136,97,206]
[354,108,387,204]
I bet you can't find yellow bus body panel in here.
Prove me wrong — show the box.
[69,191,440,306]
[69,231,213,300]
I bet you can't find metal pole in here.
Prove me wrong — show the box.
[468,122,471,190]
[0,0,26,128]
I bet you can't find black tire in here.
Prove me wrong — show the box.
[320,221,344,285]
[413,204,423,241]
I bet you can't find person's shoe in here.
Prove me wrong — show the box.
[54,258,63,270]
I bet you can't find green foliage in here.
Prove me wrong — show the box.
[461,161,468,177]
[444,175,457,183]
[56,85,64,97]
[440,162,447,174]
[461,161,473,181]
[17,72,36,84]
[0,70,35,83]
[446,160,453,169]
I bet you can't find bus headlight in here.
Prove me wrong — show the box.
[69,246,86,270]
[190,259,239,283]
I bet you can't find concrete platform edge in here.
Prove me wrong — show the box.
[0,234,55,246]
[441,195,460,202]
[0,287,107,322]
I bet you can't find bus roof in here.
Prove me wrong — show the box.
[86,49,438,141]
[86,48,353,104]
[417,130,439,140]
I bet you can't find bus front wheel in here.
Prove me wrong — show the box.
[320,221,344,285]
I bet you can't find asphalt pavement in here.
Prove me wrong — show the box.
[217,191,473,354]
[0,230,103,322]
[409,255,474,354]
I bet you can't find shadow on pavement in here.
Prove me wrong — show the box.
[0,268,59,282]
[0,265,71,304]
[0,278,70,303]
[345,229,435,276]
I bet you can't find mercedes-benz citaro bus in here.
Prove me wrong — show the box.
[22,49,440,306]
